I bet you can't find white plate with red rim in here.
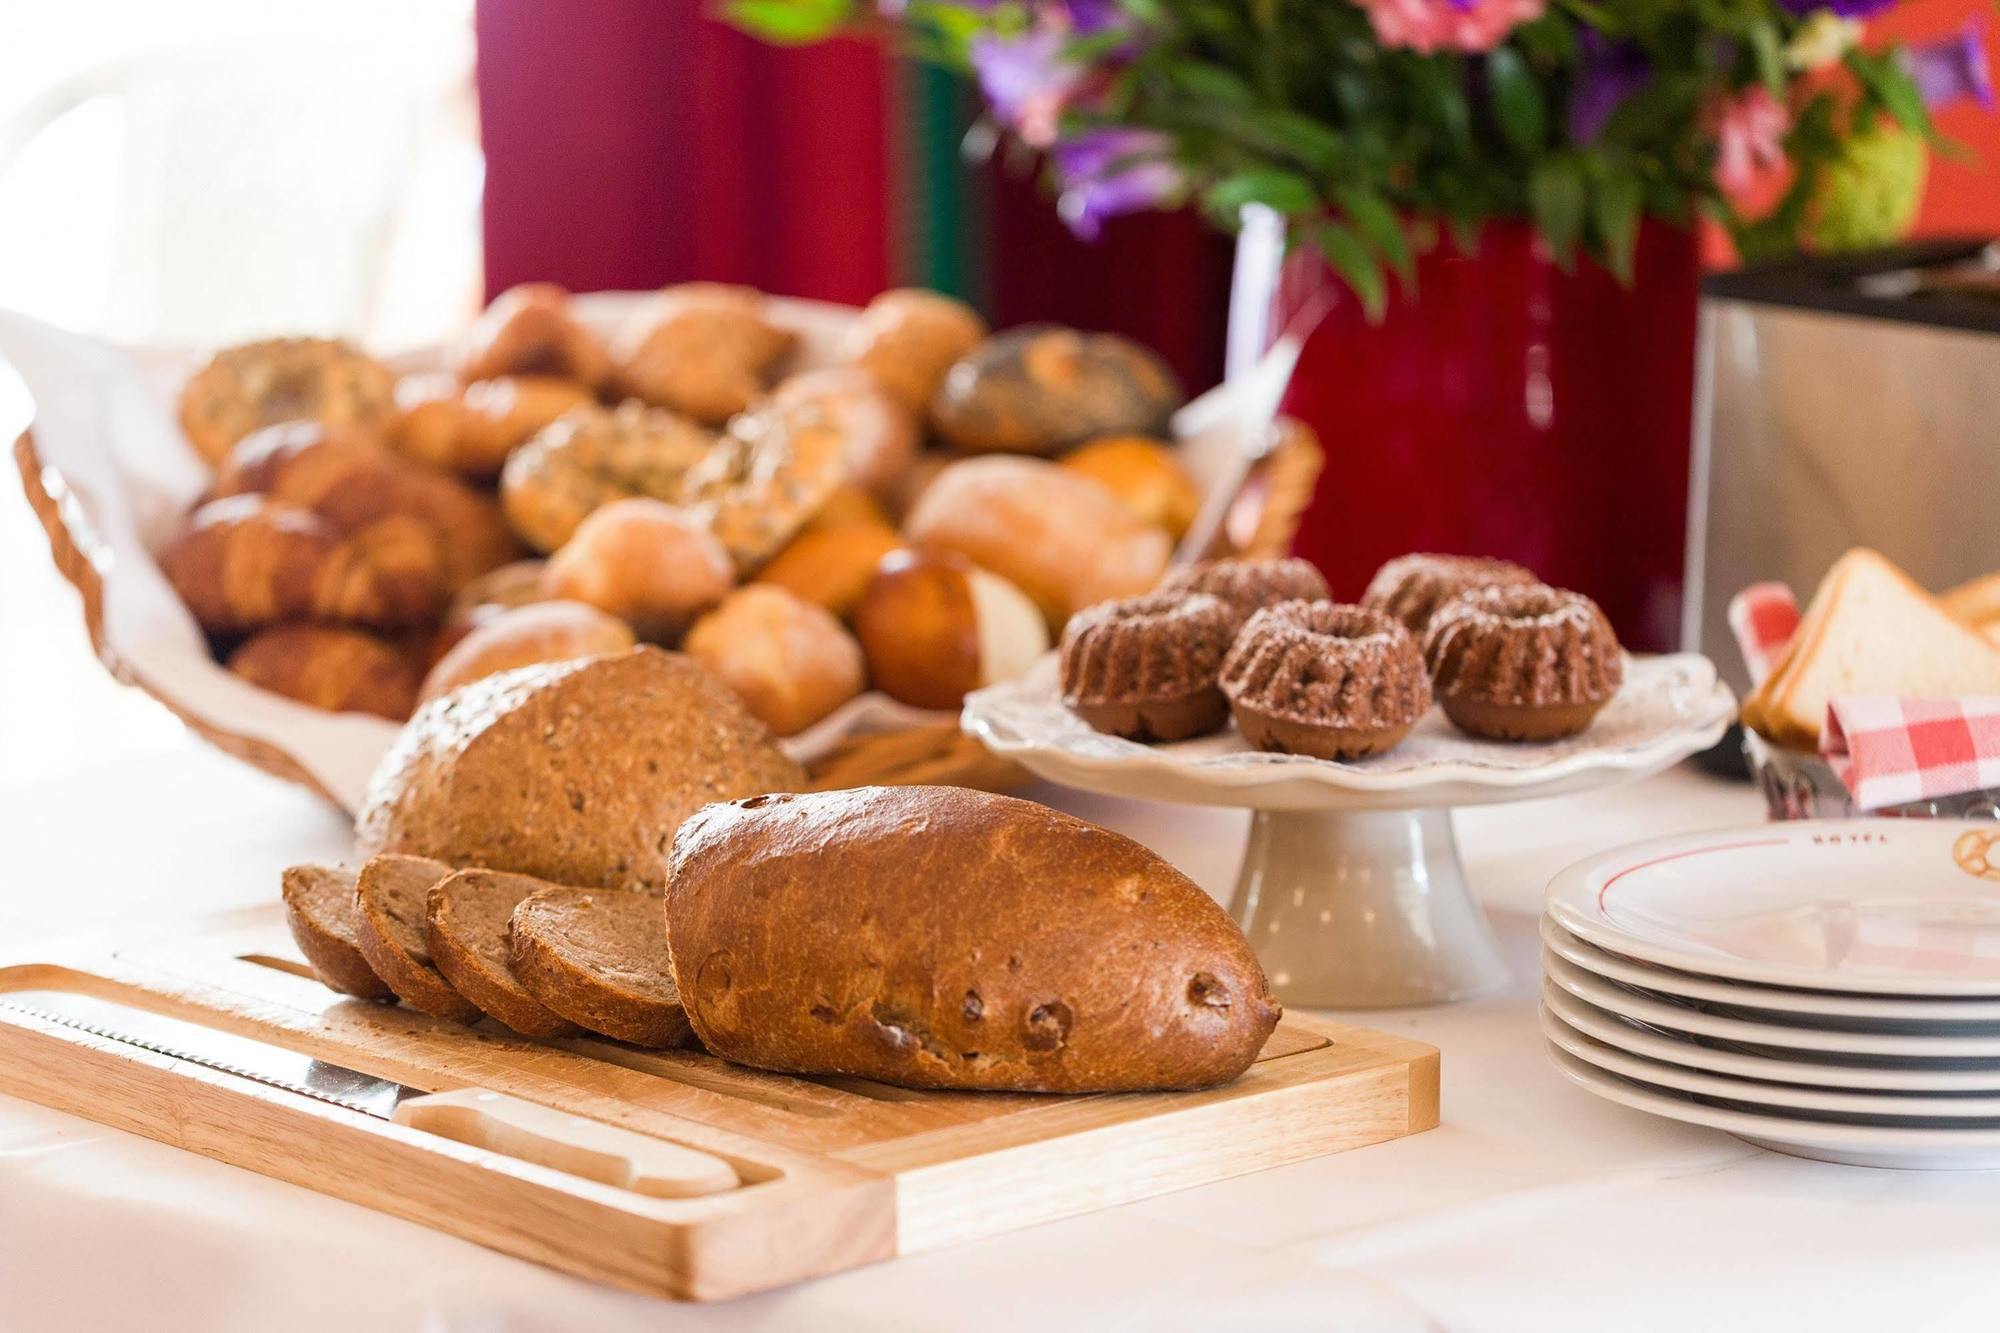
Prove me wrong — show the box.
[1540,982,2000,1092]
[1544,1042,2000,1169]
[1540,916,2000,1027]
[1540,1003,2000,1119]
[1542,949,2000,1057]
[1546,821,2000,997]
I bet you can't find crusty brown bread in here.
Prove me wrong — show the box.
[280,863,392,1000]
[666,786,1281,1093]
[352,853,481,1022]
[509,886,692,1047]
[426,870,579,1038]
[354,647,805,890]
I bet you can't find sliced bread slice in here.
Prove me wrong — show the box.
[280,863,392,1000]
[353,853,482,1022]
[426,869,579,1039]
[509,886,693,1048]
[1941,570,2000,631]
[1744,548,2000,749]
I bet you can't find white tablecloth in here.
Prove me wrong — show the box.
[10,742,2000,1332]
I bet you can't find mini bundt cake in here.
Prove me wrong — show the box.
[1060,592,1238,741]
[1362,553,1537,635]
[1423,583,1624,741]
[1159,557,1330,623]
[1219,602,1431,761]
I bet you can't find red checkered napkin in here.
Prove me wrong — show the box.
[1727,581,1800,687]
[1824,697,2000,811]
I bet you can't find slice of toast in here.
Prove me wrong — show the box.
[1744,549,2000,749]
[1941,570,2000,631]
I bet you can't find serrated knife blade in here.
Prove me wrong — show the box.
[0,989,419,1119]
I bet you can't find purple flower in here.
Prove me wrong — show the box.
[1902,16,1994,112]
[969,29,1084,145]
[1569,31,1651,144]
[1778,0,1898,16]
[1052,128,1183,239]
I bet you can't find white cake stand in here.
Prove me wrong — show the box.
[963,654,1734,1009]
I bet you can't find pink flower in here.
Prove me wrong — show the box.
[1714,86,1791,201]
[1350,0,1546,54]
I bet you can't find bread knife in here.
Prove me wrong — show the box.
[0,989,740,1197]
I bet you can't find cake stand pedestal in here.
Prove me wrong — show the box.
[964,654,1734,1009]
[1233,805,1504,1007]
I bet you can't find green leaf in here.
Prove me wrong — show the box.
[1315,223,1388,322]
[1847,49,1933,137]
[723,0,854,44]
[1487,47,1547,153]
[1592,169,1643,284]
[1206,168,1322,217]
[1165,62,1258,107]
[1336,184,1414,286]
[1748,20,1786,97]
[1238,108,1346,169]
[1528,156,1587,268]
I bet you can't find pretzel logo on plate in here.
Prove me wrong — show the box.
[1952,829,2000,881]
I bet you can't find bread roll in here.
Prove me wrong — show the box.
[229,623,422,720]
[767,368,919,501]
[356,646,804,890]
[683,586,865,737]
[753,521,901,619]
[1062,436,1200,539]
[666,786,1281,1092]
[853,549,1047,709]
[499,401,717,554]
[839,289,987,414]
[542,497,734,640]
[453,376,597,478]
[180,337,395,466]
[611,283,794,424]
[419,600,637,702]
[453,282,611,388]
[929,325,1183,456]
[904,456,1172,626]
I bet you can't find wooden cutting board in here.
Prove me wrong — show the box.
[0,908,1438,1301]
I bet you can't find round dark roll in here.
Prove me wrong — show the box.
[1219,601,1430,761]
[1060,591,1238,742]
[929,325,1183,456]
[1158,557,1329,623]
[1362,553,1537,635]
[1423,583,1624,741]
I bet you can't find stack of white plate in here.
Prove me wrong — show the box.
[1541,819,2000,1169]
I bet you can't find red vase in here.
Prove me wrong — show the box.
[1247,217,1701,651]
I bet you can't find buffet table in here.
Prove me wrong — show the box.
[9,712,2000,1331]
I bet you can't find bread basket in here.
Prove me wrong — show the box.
[4,299,1320,811]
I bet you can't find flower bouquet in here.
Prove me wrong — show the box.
[732,0,1995,308]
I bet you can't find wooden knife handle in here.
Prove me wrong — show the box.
[395,1088,740,1198]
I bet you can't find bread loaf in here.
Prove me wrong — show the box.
[666,786,1280,1092]
[355,647,805,890]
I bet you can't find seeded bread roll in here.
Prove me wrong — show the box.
[510,886,692,1047]
[280,863,392,1000]
[426,870,579,1039]
[666,786,1281,1093]
[353,853,482,1022]
[355,647,804,890]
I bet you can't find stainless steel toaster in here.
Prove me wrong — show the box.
[1684,238,2000,701]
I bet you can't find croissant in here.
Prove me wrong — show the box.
[227,623,421,720]
[162,495,444,634]
[212,421,521,590]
